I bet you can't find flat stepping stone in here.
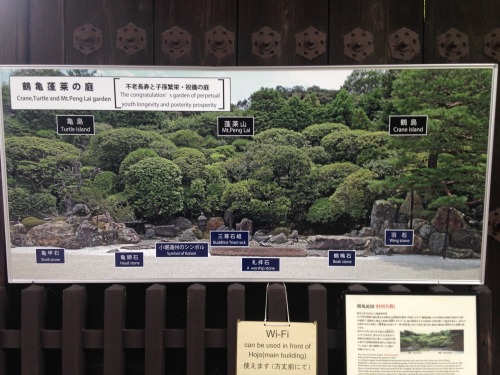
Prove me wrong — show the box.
[210,247,307,257]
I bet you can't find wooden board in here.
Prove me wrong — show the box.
[154,0,237,66]
[330,0,424,65]
[0,0,29,64]
[29,0,64,64]
[65,0,153,65]
[238,0,329,65]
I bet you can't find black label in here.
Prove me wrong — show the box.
[217,116,254,136]
[389,115,427,136]
[56,115,95,135]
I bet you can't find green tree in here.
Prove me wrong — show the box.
[119,148,159,178]
[302,122,349,146]
[221,179,291,226]
[6,136,80,193]
[247,144,313,189]
[124,157,184,222]
[329,168,377,225]
[8,187,57,219]
[204,162,229,215]
[83,128,167,173]
[387,68,492,206]
[309,162,361,197]
[253,128,308,148]
[167,129,204,149]
[321,129,390,165]
[323,88,356,127]
[173,147,207,184]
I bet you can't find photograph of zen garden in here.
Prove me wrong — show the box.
[0,65,495,283]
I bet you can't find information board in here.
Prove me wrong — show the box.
[0,65,496,283]
[345,294,478,375]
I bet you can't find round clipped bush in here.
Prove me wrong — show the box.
[272,227,291,236]
[21,216,46,231]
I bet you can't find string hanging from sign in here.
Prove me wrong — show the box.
[264,283,290,326]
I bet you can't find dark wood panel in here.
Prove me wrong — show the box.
[330,0,424,65]
[65,0,153,65]
[424,4,500,372]
[424,0,500,63]
[29,0,64,64]
[0,0,29,64]
[154,0,237,66]
[238,0,329,65]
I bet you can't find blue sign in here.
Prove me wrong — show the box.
[242,258,280,271]
[210,231,249,247]
[329,250,356,267]
[156,242,208,257]
[385,229,414,246]
[115,252,144,267]
[36,248,65,264]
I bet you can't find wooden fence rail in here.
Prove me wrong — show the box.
[0,283,491,375]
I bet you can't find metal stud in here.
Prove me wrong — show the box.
[437,28,469,62]
[343,27,374,62]
[295,26,326,61]
[73,23,102,56]
[116,22,146,55]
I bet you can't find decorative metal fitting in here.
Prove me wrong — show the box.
[343,27,374,62]
[484,28,500,62]
[388,27,421,61]
[205,25,235,60]
[252,26,281,59]
[73,23,102,56]
[116,22,146,55]
[162,26,192,59]
[295,26,326,61]
[437,28,469,62]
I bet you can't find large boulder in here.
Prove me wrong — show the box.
[451,228,482,253]
[179,229,197,242]
[416,223,436,239]
[399,191,425,220]
[75,221,104,247]
[171,217,192,231]
[428,232,448,255]
[28,222,76,247]
[253,230,271,243]
[236,218,253,234]
[155,225,180,237]
[26,216,140,249]
[206,217,225,231]
[431,207,466,233]
[70,204,90,217]
[117,225,141,244]
[269,233,288,244]
[370,200,398,234]
[390,235,425,255]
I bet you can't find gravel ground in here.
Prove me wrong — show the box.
[7,242,483,284]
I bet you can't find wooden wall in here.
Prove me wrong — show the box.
[0,0,499,373]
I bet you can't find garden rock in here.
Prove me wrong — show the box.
[431,207,465,233]
[269,233,288,244]
[307,235,379,252]
[451,228,481,253]
[206,217,225,231]
[171,217,192,230]
[370,200,397,234]
[179,229,197,242]
[155,225,180,237]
